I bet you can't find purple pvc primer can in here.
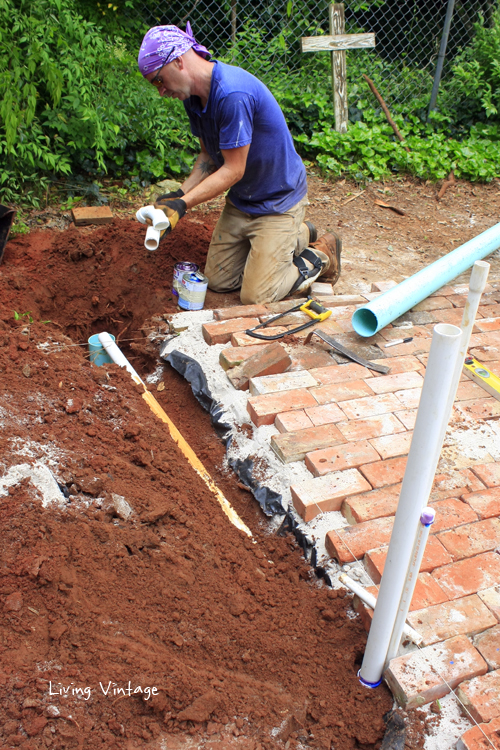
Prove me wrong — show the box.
[172,262,199,297]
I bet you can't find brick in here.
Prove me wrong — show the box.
[359,456,408,488]
[259,310,312,326]
[249,370,317,396]
[337,412,406,442]
[371,355,424,375]
[385,635,488,709]
[308,362,373,385]
[456,717,500,750]
[313,305,357,321]
[381,338,433,358]
[429,497,478,533]
[456,380,488,401]
[264,298,308,313]
[219,344,268,370]
[472,463,500,488]
[437,518,500,560]
[309,379,374,405]
[395,409,417,430]
[370,432,413,460]
[411,296,454,312]
[202,318,260,346]
[247,388,317,427]
[395,388,422,409]
[271,422,346,463]
[469,346,500,363]
[311,281,334,296]
[291,470,371,522]
[325,516,394,564]
[227,343,291,391]
[456,670,500,724]
[462,488,500,519]
[231,327,287,346]
[371,280,397,292]
[315,293,367,307]
[71,205,113,225]
[456,398,500,421]
[288,348,335,371]
[480,304,500,318]
[453,283,494,295]
[407,595,497,646]
[432,552,500,600]
[213,304,268,321]
[476,317,500,332]
[339,393,402,420]
[275,410,314,433]
[430,470,486,502]
[364,536,452,583]
[305,440,380,476]
[304,402,345,426]
[430,285,456,297]
[434,307,482,327]
[367,371,424,395]
[478,588,500,623]
[474,625,500,670]
[342,485,401,524]
[378,325,432,342]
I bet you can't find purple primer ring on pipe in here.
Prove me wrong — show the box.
[358,670,383,688]
[420,508,436,527]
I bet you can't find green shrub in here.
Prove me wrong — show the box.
[0,0,197,205]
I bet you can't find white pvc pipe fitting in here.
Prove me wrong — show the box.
[339,574,422,645]
[135,205,170,230]
[144,225,161,251]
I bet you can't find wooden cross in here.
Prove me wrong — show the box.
[301,4,375,134]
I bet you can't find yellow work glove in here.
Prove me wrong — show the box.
[154,197,187,236]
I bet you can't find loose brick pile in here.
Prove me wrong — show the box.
[202,282,500,742]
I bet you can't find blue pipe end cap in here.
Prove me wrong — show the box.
[352,308,379,338]
[358,670,383,689]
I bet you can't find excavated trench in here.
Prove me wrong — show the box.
[0,218,403,750]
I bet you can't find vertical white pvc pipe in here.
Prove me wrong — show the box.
[359,323,462,688]
[97,332,145,387]
[439,260,490,445]
[385,508,436,664]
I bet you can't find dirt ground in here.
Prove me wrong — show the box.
[2,172,498,750]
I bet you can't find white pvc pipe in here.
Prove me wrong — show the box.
[359,323,462,688]
[144,225,161,251]
[339,574,423,645]
[135,205,170,230]
[385,508,435,664]
[97,332,145,387]
[439,261,490,445]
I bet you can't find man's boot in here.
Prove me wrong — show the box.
[288,231,342,295]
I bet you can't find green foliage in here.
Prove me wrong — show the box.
[0,0,197,205]
[440,5,500,123]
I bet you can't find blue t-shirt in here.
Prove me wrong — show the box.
[183,61,307,216]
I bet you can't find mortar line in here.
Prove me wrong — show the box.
[312,508,496,749]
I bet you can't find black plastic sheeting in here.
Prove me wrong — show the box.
[162,350,320,569]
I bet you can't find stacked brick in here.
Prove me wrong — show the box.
[201,282,500,734]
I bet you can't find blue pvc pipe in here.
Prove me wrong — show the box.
[88,333,115,366]
[352,222,500,337]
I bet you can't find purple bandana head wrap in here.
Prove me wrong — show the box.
[138,22,210,76]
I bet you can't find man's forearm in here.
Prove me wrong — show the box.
[182,165,241,209]
[180,152,217,194]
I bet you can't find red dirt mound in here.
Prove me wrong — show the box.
[0,219,393,750]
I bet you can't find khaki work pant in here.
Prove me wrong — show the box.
[204,196,314,305]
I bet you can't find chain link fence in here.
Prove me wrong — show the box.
[128,0,492,110]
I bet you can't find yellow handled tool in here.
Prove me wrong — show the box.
[245,297,331,341]
[464,356,500,401]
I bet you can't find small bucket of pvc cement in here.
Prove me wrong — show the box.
[178,271,208,311]
[88,333,116,366]
[172,262,199,298]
